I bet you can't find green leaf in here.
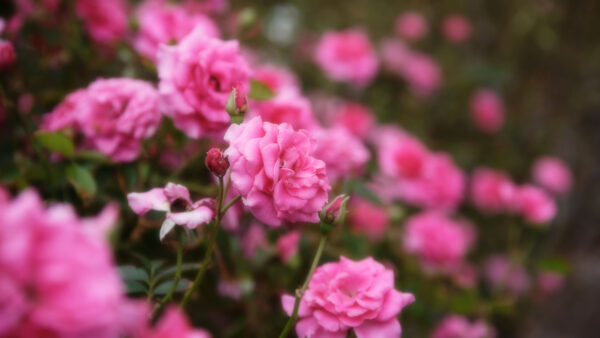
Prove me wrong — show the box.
[118,265,149,282]
[74,150,109,162]
[153,279,190,295]
[125,280,147,294]
[155,263,202,282]
[66,164,97,198]
[248,79,275,101]
[537,256,571,273]
[35,132,74,157]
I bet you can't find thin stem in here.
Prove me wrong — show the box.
[152,230,184,320]
[279,235,327,338]
[180,177,224,308]
[221,195,241,214]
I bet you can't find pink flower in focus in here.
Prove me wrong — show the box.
[252,64,300,94]
[484,255,530,295]
[249,90,319,131]
[205,148,229,177]
[158,28,251,138]
[348,198,389,240]
[281,256,415,338]
[329,101,375,139]
[470,89,504,133]
[313,127,370,182]
[395,11,428,41]
[0,40,16,70]
[442,14,473,43]
[432,315,495,338]
[134,0,219,61]
[470,167,518,214]
[76,0,128,44]
[516,184,557,225]
[277,230,301,263]
[403,212,475,271]
[141,306,211,338]
[532,156,573,195]
[225,117,331,226]
[314,28,379,86]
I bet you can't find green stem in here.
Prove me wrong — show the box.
[179,177,224,308]
[152,230,184,319]
[278,235,327,338]
[221,195,241,214]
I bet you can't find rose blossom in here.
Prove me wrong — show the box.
[348,198,389,240]
[484,255,530,295]
[224,116,331,226]
[134,0,219,61]
[0,40,16,70]
[241,222,267,258]
[442,14,473,43]
[313,127,370,182]
[76,0,128,44]
[158,27,251,138]
[532,156,573,195]
[42,78,162,162]
[139,306,212,338]
[432,315,495,338]
[404,212,475,271]
[252,64,300,94]
[314,28,379,86]
[515,184,557,225]
[281,256,415,338]
[329,101,375,139]
[470,89,505,133]
[395,11,428,41]
[277,230,301,263]
[249,90,319,131]
[536,271,565,297]
[470,167,518,214]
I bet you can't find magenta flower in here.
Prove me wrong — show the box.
[470,89,505,133]
[0,40,16,70]
[281,256,414,338]
[76,0,128,44]
[224,117,331,226]
[470,167,519,214]
[314,28,379,87]
[157,28,251,138]
[127,183,215,240]
[515,184,557,225]
[252,64,300,94]
[140,306,212,338]
[395,11,428,41]
[442,14,473,43]
[313,127,370,182]
[532,156,573,195]
[329,101,375,139]
[277,230,301,263]
[348,198,390,240]
[432,315,496,338]
[249,90,319,131]
[484,255,531,295]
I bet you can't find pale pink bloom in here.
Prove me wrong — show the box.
[432,315,495,338]
[404,212,475,271]
[314,28,379,86]
[249,90,319,131]
[484,255,530,295]
[252,64,300,94]
[277,230,301,263]
[134,0,219,61]
[217,279,243,300]
[470,168,518,214]
[241,222,267,258]
[158,28,251,138]
[313,127,370,182]
[348,198,389,240]
[225,117,331,226]
[532,156,573,195]
[470,89,504,133]
[395,11,428,41]
[536,271,565,297]
[127,183,215,239]
[329,101,375,139]
[442,14,473,43]
[76,0,128,44]
[42,78,162,162]
[516,184,557,225]
[140,306,211,338]
[281,256,415,338]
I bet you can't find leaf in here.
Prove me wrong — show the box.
[537,256,571,273]
[155,263,202,282]
[118,265,149,282]
[248,79,275,101]
[125,280,147,294]
[35,132,74,157]
[66,164,97,198]
[153,279,190,295]
[74,150,109,162]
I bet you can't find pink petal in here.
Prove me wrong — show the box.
[354,319,401,338]
[167,206,214,229]
[127,188,169,215]
[377,290,415,321]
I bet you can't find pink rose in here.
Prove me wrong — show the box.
[241,222,267,258]
[249,90,319,131]
[225,117,331,226]
[252,64,300,94]
[314,28,379,86]
[515,184,557,225]
[442,14,473,43]
[536,271,565,297]
[470,89,504,133]
[470,167,518,214]
[348,198,389,240]
[532,156,573,195]
[313,127,370,182]
[395,11,428,41]
[76,0,128,44]
[140,306,212,338]
[277,230,301,263]
[329,101,375,139]
[158,28,251,138]
[404,212,475,271]
[281,256,415,338]
[484,255,530,295]
[432,315,495,338]
[375,127,429,180]
[134,0,219,61]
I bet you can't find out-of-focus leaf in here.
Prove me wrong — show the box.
[248,79,275,101]
[35,132,74,157]
[118,265,149,282]
[66,164,96,198]
[537,256,571,273]
[153,279,190,295]
[74,150,109,162]
[155,263,202,282]
[125,280,147,294]
[451,290,478,314]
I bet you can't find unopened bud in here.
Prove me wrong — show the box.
[319,195,350,232]
[205,148,229,177]
[0,40,16,70]
[225,84,248,119]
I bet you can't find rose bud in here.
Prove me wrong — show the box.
[225,84,248,120]
[0,40,16,70]
[205,148,229,177]
[319,194,350,232]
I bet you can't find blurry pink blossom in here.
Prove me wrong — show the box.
[395,11,428,41]
[0,40,16,70]
[432,315,495,338]
[516,184,557,225]
[442,14,473,43]
[536,271,565,297]
[140,306,212,338]
[313,127,370,182]
[329,101,375,139]
[484,255,531,295]
[470,89,505,133]
[281,256,415,338]
[249,90,319,131]
[277,230,301,263]
[532,156,573,195]
[470,167,519,214]
[217,279,243,300]
[252,64,300,94]
[76,0,128,44]
[314,28,379,86]
[450,263,479,289]
[242,222,267,258]
[348,198,389,240]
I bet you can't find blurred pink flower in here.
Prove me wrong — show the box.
[470,89,505,133]
[314,28,379,87]
[217,279,243,300]
[140,306,212,338]
[158,28,251,138]
[281,256,415,338]
[0,40,16,70]
[404,212,475,271]
[432,315,495,338]
[249,90,319,131]
[532,156,573,195]
[395,11,428,41]
[536,271,565,297]
[470,167,519,214]
[442,14,473,43]
[241,222,267,258]
[225,117,330,226]
[484,255,530,295]
[313,127,370,182]
[277,230,301,263]
[516,184,557,225]
[348,198,389,240]
[450,263,479,289]
[329,101,375,139]
[252,64,300,94]
[134,0,219,61]
[375,127,429,180]
[76,0,128,44]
